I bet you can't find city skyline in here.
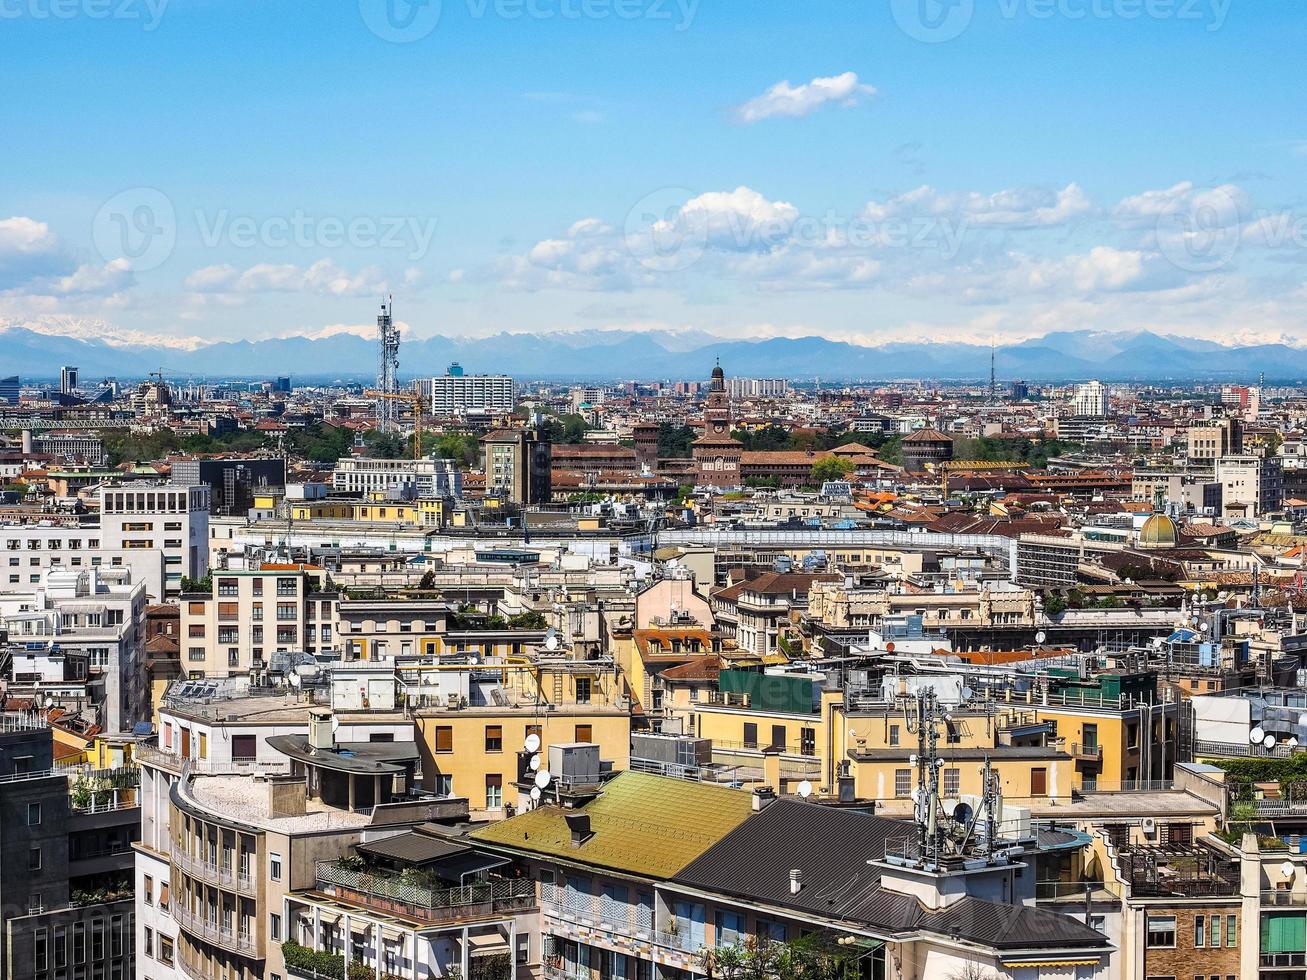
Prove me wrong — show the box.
[3,3,1307,354]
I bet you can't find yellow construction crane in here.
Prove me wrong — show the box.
[364,389,424,458]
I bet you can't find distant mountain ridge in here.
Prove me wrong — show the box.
[0,326,1300,382]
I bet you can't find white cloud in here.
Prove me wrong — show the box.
[1113,181,1248,226]
[862,183,1092,227]
[734,72,875,124]
[0,216,75,291]
[54,259,135,296]
[184,259,394,297]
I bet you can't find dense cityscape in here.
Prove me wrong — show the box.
[0,329,1304,980]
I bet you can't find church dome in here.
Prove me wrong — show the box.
[1139,513,1178,549]
[711,363,725,381]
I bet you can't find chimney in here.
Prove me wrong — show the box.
[762,747,782,794]
[565,812,593,847]
[789,869,803,895]
[752,786,776,811]
[308,709,334,753]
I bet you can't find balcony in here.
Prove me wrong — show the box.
[174,847,253,891]
[173,903,259,957]
[1070,742,1104,763]
[540,883,701,961]
[1262,889,1307,907]
[314,862,535,925]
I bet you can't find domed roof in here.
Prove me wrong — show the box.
[711,362,725,381]
[1139,512,1178,548]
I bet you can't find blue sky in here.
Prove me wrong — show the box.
[2,0,1305,355]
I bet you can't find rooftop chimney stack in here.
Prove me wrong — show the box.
[789,869,804,895]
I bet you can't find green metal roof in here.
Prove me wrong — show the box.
[471,771,753,878]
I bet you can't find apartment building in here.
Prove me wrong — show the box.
[179,566,337,677]
[1216,454,1283,517]
[411,658,631,820]
[482,429,551,505]
[133,679,437,980]
[0,723,139,980]
[0,569,148,735]
[97,484,210,595]
[1188,418,1244,462]
[330,457,462,500]
[0,523,165,599]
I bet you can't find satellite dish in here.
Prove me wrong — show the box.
[529,787,541,801]
[1298,714,1307,728]
[952,802,974,824]
[1035,631,1047,644]
[797,780,813,799]
[534,769,551,789]
[1290,738,1300,750]
[331,716,341,733]
[529,754,541,772]
[43,696,53,708]
[544,633,559,652]
[289,672,302,688]
[1251,727,1266,744]
[1266,735,1278,749]
[909,754,919,766]
[961,687,974,701]
[524,733,542,753]
[909,788,921,803]
[1284,861,1297,879]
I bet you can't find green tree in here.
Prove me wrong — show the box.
[810,456,855,484]
[658,422,696,458]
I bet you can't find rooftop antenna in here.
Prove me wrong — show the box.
[989,337,996,405]
[376,296,401,434]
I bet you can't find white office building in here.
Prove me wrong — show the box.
[332,456,463,499]
[419,373,515,415]
[0,522,165,599]
[97,483,210,594]
[727,377,787,399]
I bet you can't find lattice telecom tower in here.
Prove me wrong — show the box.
[375,296,400,433]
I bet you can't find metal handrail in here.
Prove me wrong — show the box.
[174,847,253,891]
[540,883,698,955]
[315,863,535,922]
[173,903,258,956]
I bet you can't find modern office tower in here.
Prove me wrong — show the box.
[0,376,20,405]
[418,371,515,416]
[726,377,787,399]
[59,367,78,396]
[96,484,211,595]
[170,457,286,516]
[1215,453,1283,517]
[1071,379,1109,418]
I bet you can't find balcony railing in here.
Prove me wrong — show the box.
[1262,889,1307,907]
[174,847,253,891]
[315,863,535,924]
[540,883,699,956]
[1070,742,1104,762]
[172,903,258,956]
[1195,738,1296,760]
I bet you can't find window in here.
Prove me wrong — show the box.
[895,768,912,798]
[434,774,453,796]
[158,938,173,967]
[714,910,744,948]
[142,928,152,959]
[1147,914,1176,948]
[743,722,758,748]
[575,724,593,743]
[575,677,592,703]
[800,727,816,756]
[944,769,960,797]
[29,846,41,871]
[1031,767,1048,796]
[1226,913,1237,947]
[27,802,41,825]
[485,726,503,752]
[889,724,900,746]
[231,734,257,761]
[269,913,282,941]
[143,875,153,905]
[485,774,503,810]
[771,725,786,751]
[34,928,48,972]
[434,726,453,753]
[1195,916,1205,947]
[270,852,282,881]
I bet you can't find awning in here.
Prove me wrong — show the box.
[357,832,467,867]
[467,934,509,956]
[1001,959,1103,968]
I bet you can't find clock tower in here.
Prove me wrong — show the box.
[692,359,743,488]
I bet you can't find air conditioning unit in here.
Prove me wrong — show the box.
[1141,817,1157,836]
